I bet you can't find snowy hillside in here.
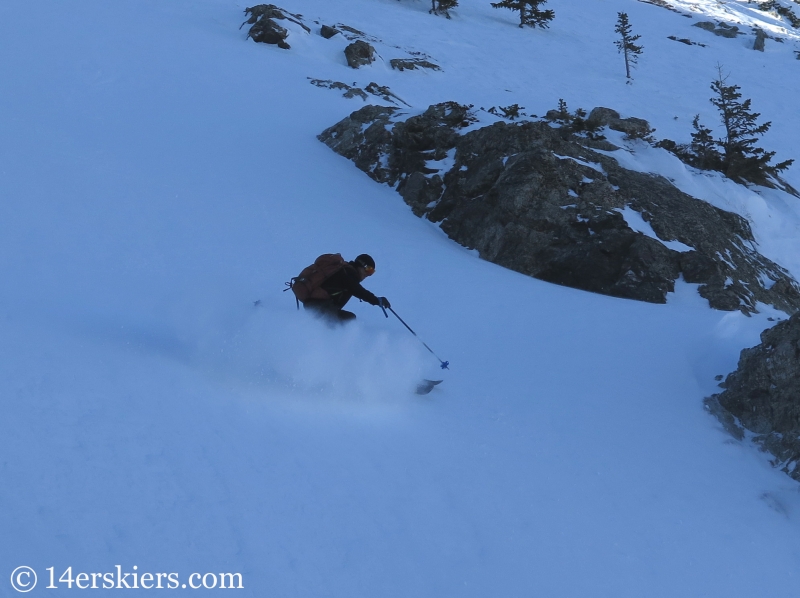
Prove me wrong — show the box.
[2,0,800,596]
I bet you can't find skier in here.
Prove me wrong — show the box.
[297,254,391,322]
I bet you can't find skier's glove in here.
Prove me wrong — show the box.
[378,297,391,309]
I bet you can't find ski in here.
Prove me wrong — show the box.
[415,379,443,395]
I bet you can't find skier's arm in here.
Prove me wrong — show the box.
[342,268,380,305]
[350,282,380,305]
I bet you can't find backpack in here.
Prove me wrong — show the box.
[285,254,346,308]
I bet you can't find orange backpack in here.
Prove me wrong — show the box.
[286,254,346,307]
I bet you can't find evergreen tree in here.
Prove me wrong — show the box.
[430,0,458,18]
[556,98,570,122]
[689,114,722,171]
[709,69,793,185]
[614,13,643,81]
[490,0,555,29]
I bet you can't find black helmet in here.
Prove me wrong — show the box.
[355,254,375,270]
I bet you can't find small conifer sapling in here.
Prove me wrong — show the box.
[688,114,721,171]
[614,13,643,81]
[707,68,793,185]
[490,0,555,29]
[557,98,569,121]
[430,0,458,18]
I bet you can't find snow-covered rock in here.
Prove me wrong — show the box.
[320,102,800,312]
[708,311,800,479]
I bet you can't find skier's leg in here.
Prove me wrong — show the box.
[304,299,355,324]
[337,310,357,322]
[303,299,336,318]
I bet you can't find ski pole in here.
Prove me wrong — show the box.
[388,307,449,370]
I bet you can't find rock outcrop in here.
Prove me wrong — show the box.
[667,36,706,47]
[344,41,376,68]
[706,312,800,480]
[308,79,409,106]
[319,103,800,313]
[693,21,742,38]
[241,4,310,49]
[320,25,339,39]
[543,107,653,140]
[754,28,767,51]
[390,58,441,71]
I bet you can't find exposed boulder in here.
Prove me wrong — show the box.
[706,312,800,480]
[585,107,653,139]
[245,15,288,49]
[753,28,767,51]
[241,4,310,49]
[344,41,376,68]
[693,21,742,38]
[319,103,800,312]
[320,25,339,39]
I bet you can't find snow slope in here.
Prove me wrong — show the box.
[1,0,800,595]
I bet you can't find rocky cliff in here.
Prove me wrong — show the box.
[707,312,800,480]
[319,103,800,314]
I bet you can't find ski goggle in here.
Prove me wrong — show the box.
[362,265,375,276]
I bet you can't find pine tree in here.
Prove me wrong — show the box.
[430,0,458,18]
[490,0,555,29]
[556,98,570,122]
[689,115,722,171]
[709,68,793,185]
[614,13,643,81]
